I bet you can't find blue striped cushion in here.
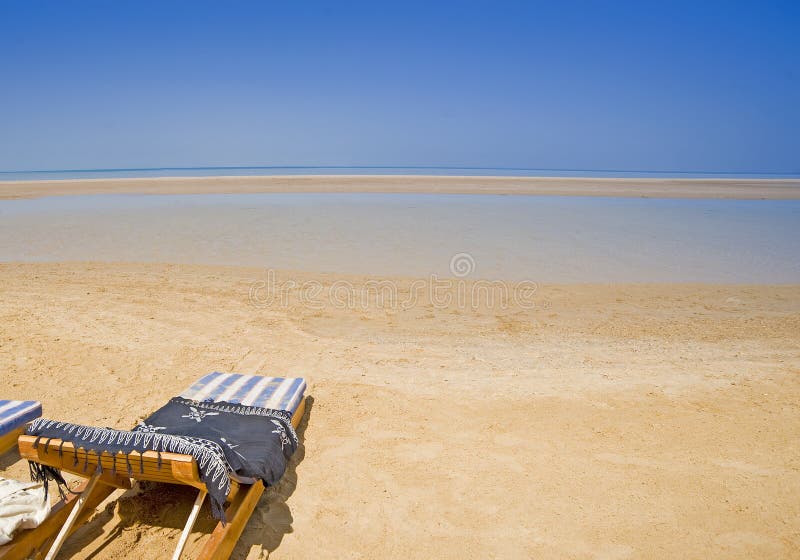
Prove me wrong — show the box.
[180,373,306,414]
[0,399,42,436]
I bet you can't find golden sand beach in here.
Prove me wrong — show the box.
[1,261,798,559]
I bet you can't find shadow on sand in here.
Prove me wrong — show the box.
[231,395,313,558]
[0,448,22,471]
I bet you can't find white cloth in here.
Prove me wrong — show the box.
[0,477,50,545]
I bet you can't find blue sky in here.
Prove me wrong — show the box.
[0,1,798,174]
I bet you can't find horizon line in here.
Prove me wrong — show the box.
[1,165,799,178]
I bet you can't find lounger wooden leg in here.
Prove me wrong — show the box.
[43,471,101,560]
[171,489,207,560]
[197,482,264,560]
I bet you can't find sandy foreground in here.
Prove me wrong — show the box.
[1,175,800,200]
[1,262,799,559]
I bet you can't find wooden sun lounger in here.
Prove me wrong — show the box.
[2,393,305,560]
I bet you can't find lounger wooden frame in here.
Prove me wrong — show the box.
[0,397,305,560]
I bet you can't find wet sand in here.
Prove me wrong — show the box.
[1,262,798,559]
[2,174,800,200]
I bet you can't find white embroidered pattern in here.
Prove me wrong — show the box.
[270,419,291,449]
[135,422,165,433]
[181,406,220,423]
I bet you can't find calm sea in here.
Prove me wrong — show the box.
[2,166,799,181]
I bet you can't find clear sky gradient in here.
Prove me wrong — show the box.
[1,1,798,174]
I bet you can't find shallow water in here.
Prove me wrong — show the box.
[1,193,798,282]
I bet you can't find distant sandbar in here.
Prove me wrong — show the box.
[1,174,799,200]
